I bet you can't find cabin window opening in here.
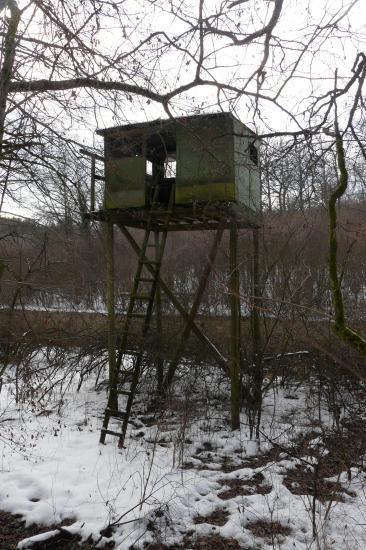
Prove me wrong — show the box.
[146,160,153,176]
[249,143,259,166]
[109,137,143,158]
[165,159,176,178]
[146,131,176,207]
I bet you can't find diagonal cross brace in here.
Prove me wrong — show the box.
[117,224,228,368]
[163,226,225,391]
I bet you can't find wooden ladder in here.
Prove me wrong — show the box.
[100,184,174,447]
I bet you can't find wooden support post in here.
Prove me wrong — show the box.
[251,227,262,361]
[229,223,241,430]
[251,226,263,438]
[154,231,164,393]
[106,219,117,411]
[90,156,96,212]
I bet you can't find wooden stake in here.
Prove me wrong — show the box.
[229,223,241,430]
[251,227,262,362]
[251,226,263,438]
[90,156,96,212]
[154,231,164,393]
[106,219,117,411]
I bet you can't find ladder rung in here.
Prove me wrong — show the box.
[117,336,138,343]
[101,429,123,438]
[140,260,159,265]
[120,328,142,335]
[117,390,132,396]
[146,244,158,247]
[149,210,173,214]
[133,294,151,300]
[116,336,143,344]
[106,408,127,419]
[129,313,146,318]
[139,278,154,283]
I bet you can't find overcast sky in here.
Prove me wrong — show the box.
[2,0,365,218]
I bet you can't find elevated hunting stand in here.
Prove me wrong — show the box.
[84,112,261,448]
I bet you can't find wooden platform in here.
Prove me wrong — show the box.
[88,202,260,231]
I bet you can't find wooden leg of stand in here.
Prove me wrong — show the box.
[229,223,241,430]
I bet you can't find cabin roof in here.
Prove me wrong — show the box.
[96,112,257,138]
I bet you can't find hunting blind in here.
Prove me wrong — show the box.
[83,112,261,448]
[97,112,260,225]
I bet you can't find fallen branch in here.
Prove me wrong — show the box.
[17,527,80,549]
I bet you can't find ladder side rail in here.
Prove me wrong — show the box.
[141,185,175,334]
[100,183,174,446]
[114,184,161,372]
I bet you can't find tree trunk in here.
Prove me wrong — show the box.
[328,124,366,359]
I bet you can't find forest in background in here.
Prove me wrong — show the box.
[1,197,366,369]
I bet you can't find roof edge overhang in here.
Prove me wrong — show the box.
[96,112,257,138]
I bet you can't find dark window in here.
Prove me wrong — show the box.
[108,137,142,159]
[249,143,259,166]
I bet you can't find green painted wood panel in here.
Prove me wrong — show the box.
[175,117,235,204]
[233,118,260,212]
[104,156,146,208]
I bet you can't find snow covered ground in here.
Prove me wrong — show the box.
[1,351,366,549]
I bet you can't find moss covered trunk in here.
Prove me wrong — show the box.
[328,125,366,359]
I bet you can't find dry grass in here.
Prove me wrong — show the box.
[193,509,229,526]
[247,518,292,540]
[146,534,244,549]
[284,418,366,502]
[218,472,272,500]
